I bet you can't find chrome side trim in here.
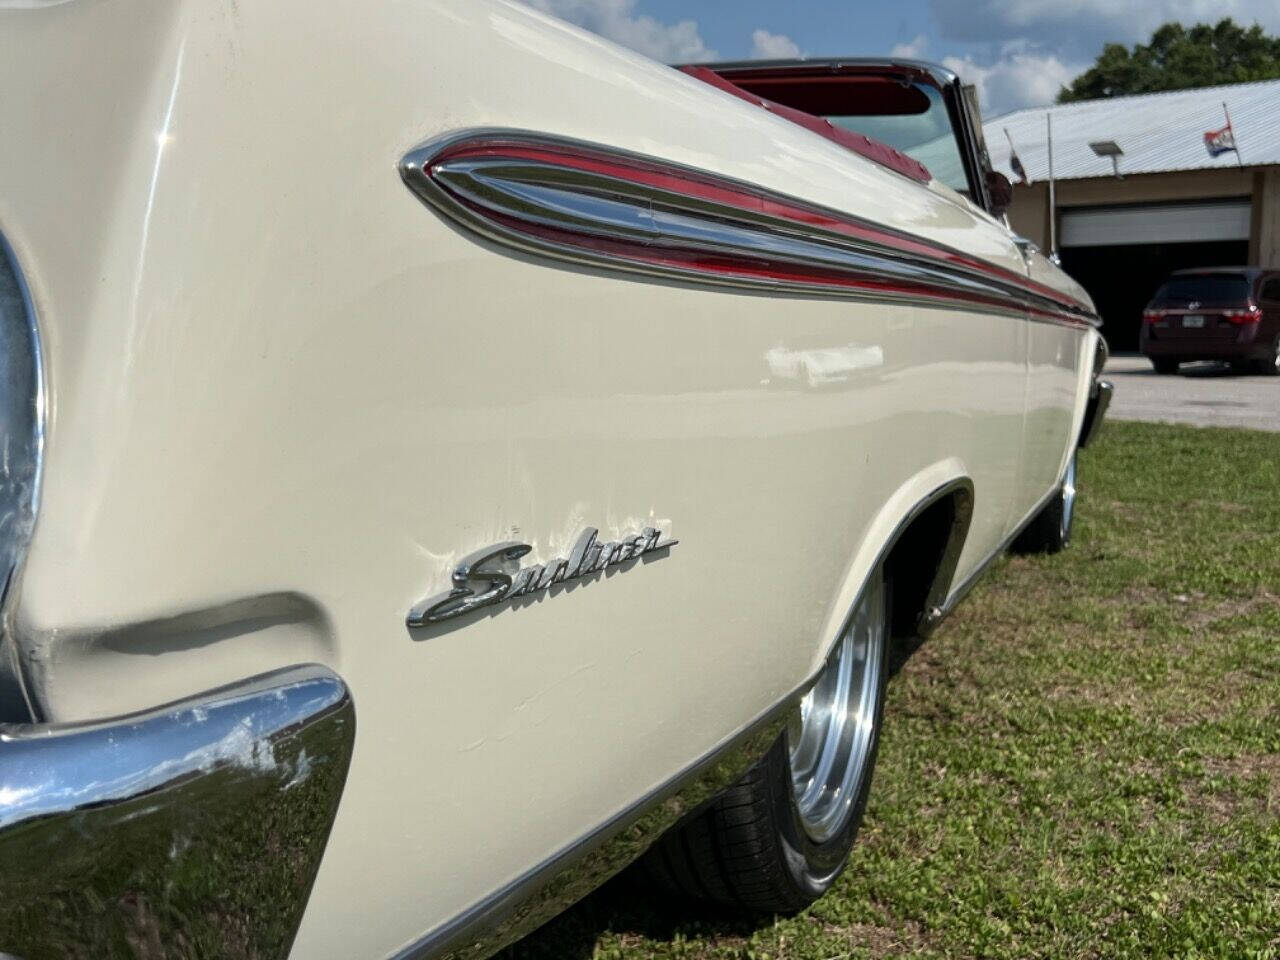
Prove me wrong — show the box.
[0,233,45,723]
[0,664,355,959]
[391,478,975,960]
[399,130,1099,329]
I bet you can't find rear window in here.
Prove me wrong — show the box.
[825,86,968,194]
[1153,275,1250,304]
[732,75,969,194]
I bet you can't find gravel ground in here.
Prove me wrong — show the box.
[1103,354,1280,432]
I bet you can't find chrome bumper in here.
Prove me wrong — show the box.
[1078,336,1112,449]
[1078,378,1113,448]
[0,664,355,960]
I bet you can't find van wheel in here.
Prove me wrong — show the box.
[1151,359,1180,375]
[1012,454,1076,555]
[643,570,889,912]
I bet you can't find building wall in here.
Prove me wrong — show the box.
[1255,168,1280,268]
[1007,166,1270,258]
[1008,183,1049,250]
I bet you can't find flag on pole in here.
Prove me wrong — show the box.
[1204,124,1236,157]
[1204,102,1240,161]
[1003,127,1030,185]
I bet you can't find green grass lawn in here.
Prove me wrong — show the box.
[505,421,1280,960]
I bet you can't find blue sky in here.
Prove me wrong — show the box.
[639,0,935,59]
[520,0,1280,116]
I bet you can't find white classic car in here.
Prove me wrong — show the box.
[0,2,1110,958]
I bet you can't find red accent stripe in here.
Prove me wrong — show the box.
[430,137,1094,326]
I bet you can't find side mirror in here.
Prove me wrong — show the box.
[985,170,1013,217]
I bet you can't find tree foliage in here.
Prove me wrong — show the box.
[1058,19,1280,102]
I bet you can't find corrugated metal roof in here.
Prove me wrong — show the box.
[984,78,1280,182]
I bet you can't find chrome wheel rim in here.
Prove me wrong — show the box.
[1060,455,1077,539]
[787,572,886,843]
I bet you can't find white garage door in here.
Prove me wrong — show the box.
[1060,200,1252,247]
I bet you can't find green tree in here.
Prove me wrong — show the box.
[1058,19,1280,102]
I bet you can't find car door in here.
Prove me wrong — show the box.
[1020,248,1089,519]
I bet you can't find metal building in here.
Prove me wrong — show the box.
[986,78,1280,350]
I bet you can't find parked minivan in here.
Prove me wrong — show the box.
[1140,268,1280,376]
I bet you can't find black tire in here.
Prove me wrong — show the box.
[1151,358,1180,375]
[643,573,889,913]
[1254,337,1280,376]
[1011,454,1076,555]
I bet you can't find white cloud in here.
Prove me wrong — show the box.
[924,0,1280,113]
[890,34,929,59]
[750,28,802,59]
[520,0,716,62]
[885,32,1084,115]
[939,41,1086,115]
[932,0,1280,53]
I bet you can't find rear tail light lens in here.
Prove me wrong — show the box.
[1142,310,1163,323]
[1224,304,1262,324]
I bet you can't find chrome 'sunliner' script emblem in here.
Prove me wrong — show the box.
[407,526,677,627]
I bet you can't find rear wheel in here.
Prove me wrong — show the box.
[1254,337,1280,376]
[643,570,889,912]
[1011,454,1076,555]
[1151,358,1180,375]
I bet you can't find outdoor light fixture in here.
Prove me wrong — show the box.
[1089,140,1124,179]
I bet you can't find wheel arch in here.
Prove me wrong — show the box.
[810,462,973,677]
[883,481,973,642]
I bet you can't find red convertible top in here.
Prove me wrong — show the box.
[680,66,933,184]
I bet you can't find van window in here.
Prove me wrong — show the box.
[1152,275,1250,304]
[1261,278,1280,301]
